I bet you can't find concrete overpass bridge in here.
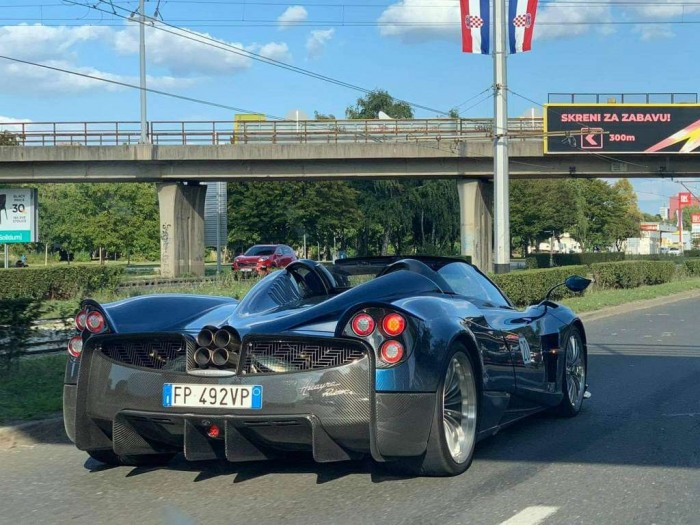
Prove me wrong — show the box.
[1,118,698,275]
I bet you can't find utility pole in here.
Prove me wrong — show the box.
[139,0,148,144]
[493,0,510,273]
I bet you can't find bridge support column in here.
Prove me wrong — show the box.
[458,180,493,273]
[157,182,206,278]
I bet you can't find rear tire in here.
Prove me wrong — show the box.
[87,449,174,467]
[403,344,479,476]
[555,327,586,418]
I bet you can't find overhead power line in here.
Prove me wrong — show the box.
[62,0,455,116]
[0,53,284,119]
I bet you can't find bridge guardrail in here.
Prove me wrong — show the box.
[0,118,544,147]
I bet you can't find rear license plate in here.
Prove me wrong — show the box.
[162,384,262,409]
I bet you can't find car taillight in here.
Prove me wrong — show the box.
[351,313,375,336]
[75,309,88,331]
[86,311,106,333]
[67,335,83,358]
[382,313,406,337]
[380,340,404,364]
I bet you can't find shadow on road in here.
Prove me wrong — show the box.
[85,452,413,485]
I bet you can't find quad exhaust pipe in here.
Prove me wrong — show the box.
[193,327,242,369]
[193,347,212,367]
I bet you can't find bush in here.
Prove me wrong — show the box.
[526,252,625,269]
[590,261,676,289]
[684,258,700,276]
[491,265,589,307]
[0,265,124,300]
[0,299,43,370]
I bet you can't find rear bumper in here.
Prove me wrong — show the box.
[64,345,435,462]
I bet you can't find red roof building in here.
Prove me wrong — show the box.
[669,192,700,219]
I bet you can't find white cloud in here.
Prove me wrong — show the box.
[0,115,31,133]
[112,24,253,75]
[278,6,308,28]
[0,24,110,61]
[534,3,614,40]
[0,59,129,94]
[112,23,291,75]
[253,42,292,62]
[376,0,696,44]
[631,0,700,19]
[306,28,335,59]
[633,23,675,41]
[377,0,458,42]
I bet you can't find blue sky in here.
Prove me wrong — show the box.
[1,0,699,214]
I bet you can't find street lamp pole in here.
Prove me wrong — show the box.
[139,0,148,144]
[493,0,510,274]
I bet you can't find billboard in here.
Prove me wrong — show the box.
[692,213,700,234]
[0,188,38,243]
[544,104,700,154]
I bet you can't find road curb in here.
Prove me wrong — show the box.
[3,289,699,450]
[0,415,68,450]
[578,288,700,322]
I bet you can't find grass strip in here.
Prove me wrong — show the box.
[0,355,66,424]
[560,278,700,312]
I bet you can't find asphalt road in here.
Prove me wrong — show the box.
[1,299,699,525]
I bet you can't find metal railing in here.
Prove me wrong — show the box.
[0,118,545,147]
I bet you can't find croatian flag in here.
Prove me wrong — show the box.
[460,0,490,54]
[509,0,538,53]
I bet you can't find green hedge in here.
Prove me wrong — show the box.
[590,260,676,289]
[0,298,44,369]
[526,252,625,269]
[0,265,124,300]
[491,265,589,306]
[684,258,700,276]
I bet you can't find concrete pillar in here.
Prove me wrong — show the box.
[458,180,493,273]
[157,182,206,278]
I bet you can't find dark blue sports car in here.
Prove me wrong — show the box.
[63,256,590,476]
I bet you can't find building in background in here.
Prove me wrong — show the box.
[669,192,700,219]
[658,206,670,221]
[626,222,678,255]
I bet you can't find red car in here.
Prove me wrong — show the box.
[232,244,297,276]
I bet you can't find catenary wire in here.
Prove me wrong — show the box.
[0,53,285,119]
[60,0,455,117]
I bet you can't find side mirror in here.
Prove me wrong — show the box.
[544,275,592,301]
[564,275,592,293]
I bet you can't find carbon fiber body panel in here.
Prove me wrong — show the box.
[68,333,435,462]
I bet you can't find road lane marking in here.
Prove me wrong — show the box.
[498,506,559,525]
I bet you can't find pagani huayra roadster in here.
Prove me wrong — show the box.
[63,256,590,476]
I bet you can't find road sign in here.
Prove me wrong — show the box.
[580,127,603,149]
[544,104,700,154]
[0,188,38,243]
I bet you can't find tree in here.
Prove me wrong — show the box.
[447,108,460,118]
[681,205,700,230]
[345,89,413,119]
[510,180,577,255]
[568,179,632,252]
[313,111,336,120]
[608,179,643,251]
[227,181,362,257]
[0,130,23,145]
[38,183,160,261]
